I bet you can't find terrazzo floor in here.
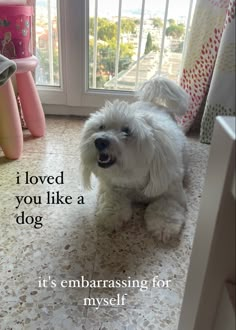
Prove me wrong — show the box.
[0,116,210,330]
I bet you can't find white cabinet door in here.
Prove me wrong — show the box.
[178,116,236,330]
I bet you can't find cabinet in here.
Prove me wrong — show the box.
[178,117,235,330]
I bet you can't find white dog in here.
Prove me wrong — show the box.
[79,76,189,242]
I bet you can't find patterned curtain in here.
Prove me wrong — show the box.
[178,0,235,144]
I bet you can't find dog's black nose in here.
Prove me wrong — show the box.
[94,138,110,151]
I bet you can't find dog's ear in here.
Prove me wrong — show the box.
[80,164,92,190]
[143,132,179,198]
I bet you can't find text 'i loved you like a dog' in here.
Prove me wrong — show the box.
[14,171,85,229]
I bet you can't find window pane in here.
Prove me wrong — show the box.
[35,0,60,86]
[88,0,196,91]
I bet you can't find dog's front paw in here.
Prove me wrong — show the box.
[95,207,132,232]
[147,220,184,243]
[144,198,185,243]
[96,213,122,232]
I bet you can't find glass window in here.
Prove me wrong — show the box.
[35,0,61,86]
[88,0,196,91]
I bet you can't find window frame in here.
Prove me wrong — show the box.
[38,0,134,116]
[38,0,194,115]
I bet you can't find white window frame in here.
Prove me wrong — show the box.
[38,0,133,116]
[38,0,194,116]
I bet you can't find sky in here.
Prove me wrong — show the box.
[90,0,196,21]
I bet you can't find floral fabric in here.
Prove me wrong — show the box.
[178,0,235,143]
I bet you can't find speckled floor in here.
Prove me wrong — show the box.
[0,117,209,330]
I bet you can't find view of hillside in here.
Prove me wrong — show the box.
[89,16,186,90]
[35,0,194,89]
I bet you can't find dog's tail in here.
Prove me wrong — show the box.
[136,75,190,116]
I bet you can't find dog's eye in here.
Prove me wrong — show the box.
[121,127,131,136]
[99,124,105,130]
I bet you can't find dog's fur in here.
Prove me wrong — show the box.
[79,76,190,242]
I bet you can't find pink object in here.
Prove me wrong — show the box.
[0,5,33,59]
[0,79,23,159]
[15,57,45,137]
[0,55,45,159]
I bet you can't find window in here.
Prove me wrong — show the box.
[35,0,61,87]
[88,0,196,91]
[35,0,196,113]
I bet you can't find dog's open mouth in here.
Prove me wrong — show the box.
[97,153,116,168]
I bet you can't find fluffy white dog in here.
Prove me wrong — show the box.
[79,76,189,242]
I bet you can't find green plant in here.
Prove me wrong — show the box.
[144,32,153,55]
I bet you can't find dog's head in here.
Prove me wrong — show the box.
[79,100,157,189]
